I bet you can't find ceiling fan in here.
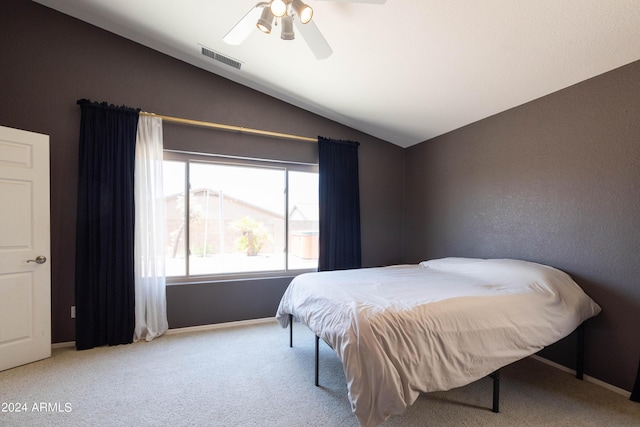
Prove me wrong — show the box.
[223,0,386,60]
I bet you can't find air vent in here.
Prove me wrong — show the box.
[200,46,242,70]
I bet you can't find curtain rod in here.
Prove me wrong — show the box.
[139,112,317,143]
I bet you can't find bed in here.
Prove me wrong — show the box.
[275,257,601,427]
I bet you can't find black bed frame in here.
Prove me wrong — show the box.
[287,314,586,413]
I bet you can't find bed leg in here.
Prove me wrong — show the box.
[289,314,293,348]
[315,335,320,387]
[490,369,500,413]
[576,323,585,380]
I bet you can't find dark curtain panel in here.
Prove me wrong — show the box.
[318,136,361,271]
[75,99,139,350]
[631,358,640,402]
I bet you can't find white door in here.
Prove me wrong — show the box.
[0,125,51,371]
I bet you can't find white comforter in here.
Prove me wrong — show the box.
[275,257,601,427]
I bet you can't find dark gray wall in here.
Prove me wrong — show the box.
[404,60,640,392]
[0,0,404,342]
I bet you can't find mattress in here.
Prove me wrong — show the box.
[275,257,601,427]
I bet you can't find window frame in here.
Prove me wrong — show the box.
[163,150,319,285]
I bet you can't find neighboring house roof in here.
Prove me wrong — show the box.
[289,203,319,221]
[166,189,319,221]
[168,187,284,218]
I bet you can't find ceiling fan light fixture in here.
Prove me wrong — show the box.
[292,0,313,24]
[281,15,295,40]
[256,7,275,34]
[270,0,288,18]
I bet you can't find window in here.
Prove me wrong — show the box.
[163,152,318,281]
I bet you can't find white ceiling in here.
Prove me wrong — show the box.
[33,0,640,147]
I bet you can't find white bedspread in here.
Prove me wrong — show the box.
[275,257,601,427]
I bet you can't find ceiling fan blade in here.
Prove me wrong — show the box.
[314,0,386,4]
[223,4,265,45]
[294,19,333,60]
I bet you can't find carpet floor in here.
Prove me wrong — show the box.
[1,319,638,426]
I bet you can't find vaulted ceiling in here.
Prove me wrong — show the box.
[33,0,640,147]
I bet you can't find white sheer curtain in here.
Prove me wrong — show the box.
[133,115,168,342]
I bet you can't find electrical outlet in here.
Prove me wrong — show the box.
[71,306,76,319]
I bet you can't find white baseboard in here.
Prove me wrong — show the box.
[51,341,75,349]
[530,355,631,398]
[165,317,276,335]
[51,317,277,349]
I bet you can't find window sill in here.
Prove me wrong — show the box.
[166,269,316,286]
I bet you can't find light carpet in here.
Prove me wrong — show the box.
[1,319,638,426]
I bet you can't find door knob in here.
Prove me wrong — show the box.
[27,255,47,264]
